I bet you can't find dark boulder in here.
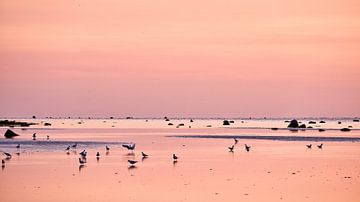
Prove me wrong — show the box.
[307,126,313,129]
[308,121,316,124]
[223,120,230,125]
[353,119,359,122]
[338,121,342,124]
[271,128,278,130]
[44,123,52,126]
[168,123,174,126]
[318,129,326,132]
[287,119,299,128]
[340,128,351,132]
[229,120,235,123]
[319,120,326,123]
[4,129,19,138]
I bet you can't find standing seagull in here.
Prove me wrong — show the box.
[122,143,136,151]
[96,152,100,158]
[79,158,86,165]
[65,146,70,151]
[317,144,323,149]
[16,144,20,149]
[72,143,78,149]
[173,154,178,161]
[80,150,87,158]
[3,152,12,159]
[234,138,238,144]
[245,144,251,152]
[32,133,36,140]
[228,145,234,152]
[128,160,138,166]
[306,144,312,149]
[47,135,50,140]
[106,146,110,151]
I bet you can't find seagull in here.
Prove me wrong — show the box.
[32,133,36,140]
[96,152,100,157]
[2,159,5,164]
[173,154,178,161]
[245,144,251,152]
[72,143,78,148]
[3,152,12,159]
[65,146,70,151]
[79,158,86,165]
[317,144,323,149]
[80,150,87,157]
[46,135,50,140]
[16,144,20,149]
[106,146,110,151]
[141,152,148,158]
[306,144,312,149]
[122,143,136,151]
[128,160,138,166]
[234,138,238,144]
[228,145,234,152]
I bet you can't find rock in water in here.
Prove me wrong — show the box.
[287,119,299,128]
[223,120,230,125]
[340,128,351,132]
[4,129,19,138]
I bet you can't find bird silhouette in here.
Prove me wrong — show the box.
[106,146,110,151]
[122,144,135,151]
[128,160,138,166]
[141,152,148,158]
[79,158,86,165]
[32,133,36,140]
[245,144,251,152]
[65,146,70,151]
[228,145,234,152]
[173,154,178,161]
[3,152,11,159]
[306,144,312,149]
[234,138,238,144]
[16,144,20,149]
[72,143,78,148]
[80,150,87,157]
[317,144,323,149]
[96,152,100,157]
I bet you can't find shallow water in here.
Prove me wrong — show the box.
[0,118,359,202]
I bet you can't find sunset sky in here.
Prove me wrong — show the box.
[0,0,359,118]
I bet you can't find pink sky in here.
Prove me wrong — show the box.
[0,0,359,118]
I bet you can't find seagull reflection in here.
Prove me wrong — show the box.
[128,165,137,170]
[79,165,85,172]
[106,151,109,156]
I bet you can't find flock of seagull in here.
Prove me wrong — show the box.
[1,134,325,170]
[227,138,324,153]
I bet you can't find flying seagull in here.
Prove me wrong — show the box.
[317,144,323,149]
[306,144,312,149]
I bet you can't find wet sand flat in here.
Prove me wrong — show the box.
[1,119,360,202]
